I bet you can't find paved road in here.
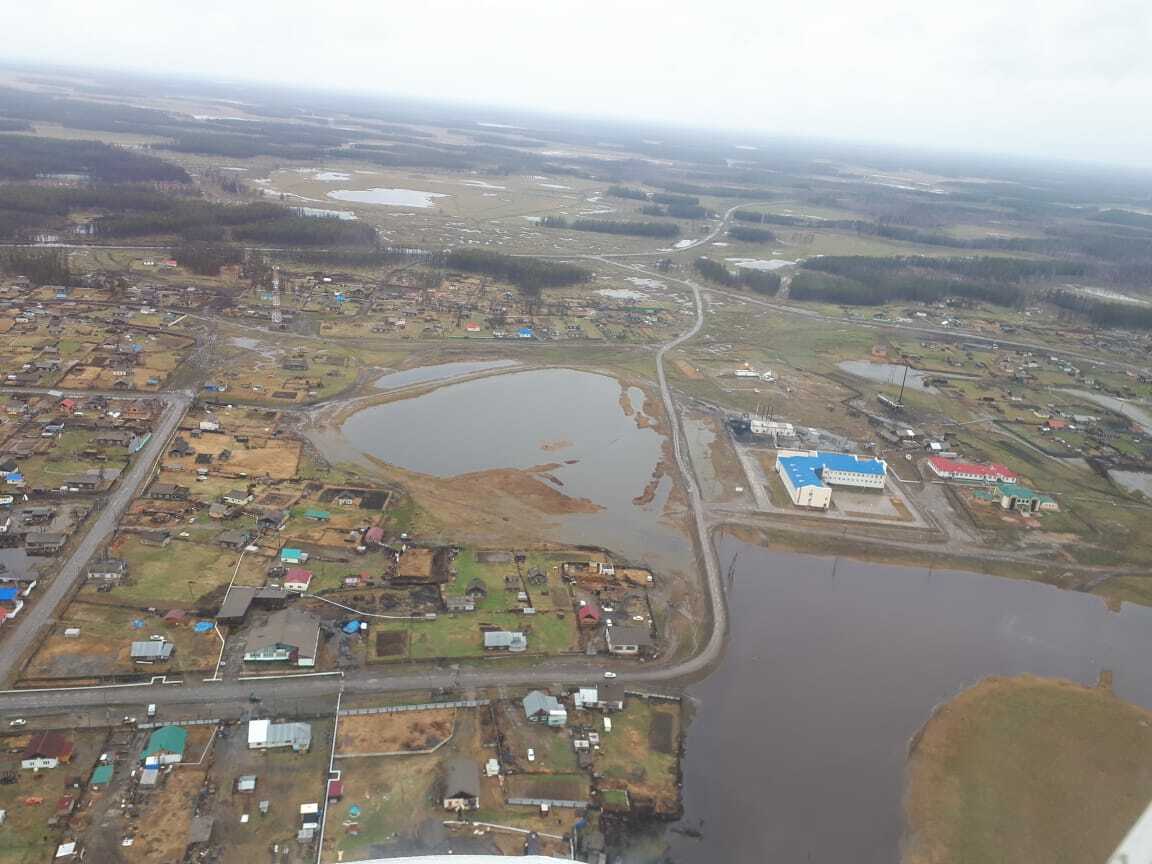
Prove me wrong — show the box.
[0,391,191,682]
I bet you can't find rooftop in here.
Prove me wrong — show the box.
[777,451,886,489]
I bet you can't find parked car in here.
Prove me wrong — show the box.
[603,671,618,679]
[8,718,26,727]
[527,748,536,762]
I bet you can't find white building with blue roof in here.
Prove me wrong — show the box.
[775,450,888,509]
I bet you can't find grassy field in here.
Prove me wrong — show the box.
[903,676,1152,864]
[85,536,238,607]
[594,698,681,813]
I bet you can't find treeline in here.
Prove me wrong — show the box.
[727,225,776,243]
[806,255,1090,284]
[0,183,376,246]
[606,186,708,218]
[657,181,768,199]
[0,136,189,183]
[539,217,680,238]
[1091,209,1152,230]
[693,257,781,294]
[0,183,189,242]
[791,255,1071,307]
[0,248,72,285]
[0,86,177,136]
[444,248,590,295]
[1046,288,1152,331]
[606,185,649,201]
[173,242,245,276]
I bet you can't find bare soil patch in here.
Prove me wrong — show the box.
[336,709,455,755]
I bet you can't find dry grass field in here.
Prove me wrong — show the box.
[903,676,1152,864]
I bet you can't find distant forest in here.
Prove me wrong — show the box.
[539,217,680,238]
[0,183,376,247]
[792,256,1091,308]
[0,136,189,183]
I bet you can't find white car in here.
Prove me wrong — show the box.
[526,748,536,762]
[8,718,26,727]
[603,671,618,679]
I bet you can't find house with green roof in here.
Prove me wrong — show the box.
[997,482,1059,513]
[303,508,330,522]
[142,725,187,766]
[90,764,113,787]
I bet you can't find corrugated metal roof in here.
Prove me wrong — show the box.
[778,451,886,489]
[130,641,173,659]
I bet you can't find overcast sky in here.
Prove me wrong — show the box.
[8,0,1152,167]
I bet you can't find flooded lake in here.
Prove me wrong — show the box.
[1109,469,1152,497]
[373,360,520,390]
[1065,389,1152,433]
[654,536,1152,864]
[327,187,449,208]
[838,360,936,391]
[343,368,689,569]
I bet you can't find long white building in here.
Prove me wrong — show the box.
[775,450,888,510]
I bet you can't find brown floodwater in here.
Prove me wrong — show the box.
[644,534,1152,863]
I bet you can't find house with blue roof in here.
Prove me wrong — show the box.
[0,585,25,620]
[775,450,888,510]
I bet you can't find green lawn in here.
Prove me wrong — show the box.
[90,537,237,607]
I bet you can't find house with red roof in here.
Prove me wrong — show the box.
[577,603,602,625]
[926,456,1018,484]
[283,568,313,593]
[21,732,74,770]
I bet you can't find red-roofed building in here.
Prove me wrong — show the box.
[21,732,74,770]
[327,779,344,801]
[1044,418,1069,431]
[59,398,77,413]
[577,603,602,625]
[283,569,313,593]
[926,456,1018,484]
[363,526,385,545]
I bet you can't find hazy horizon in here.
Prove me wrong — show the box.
[7,0,1152,170]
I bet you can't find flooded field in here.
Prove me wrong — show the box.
[655,536,1152,863]
[1110,469,1152,496]
[1065,389,1152,433]
[838,359,936,391]
[327,187,450,208]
